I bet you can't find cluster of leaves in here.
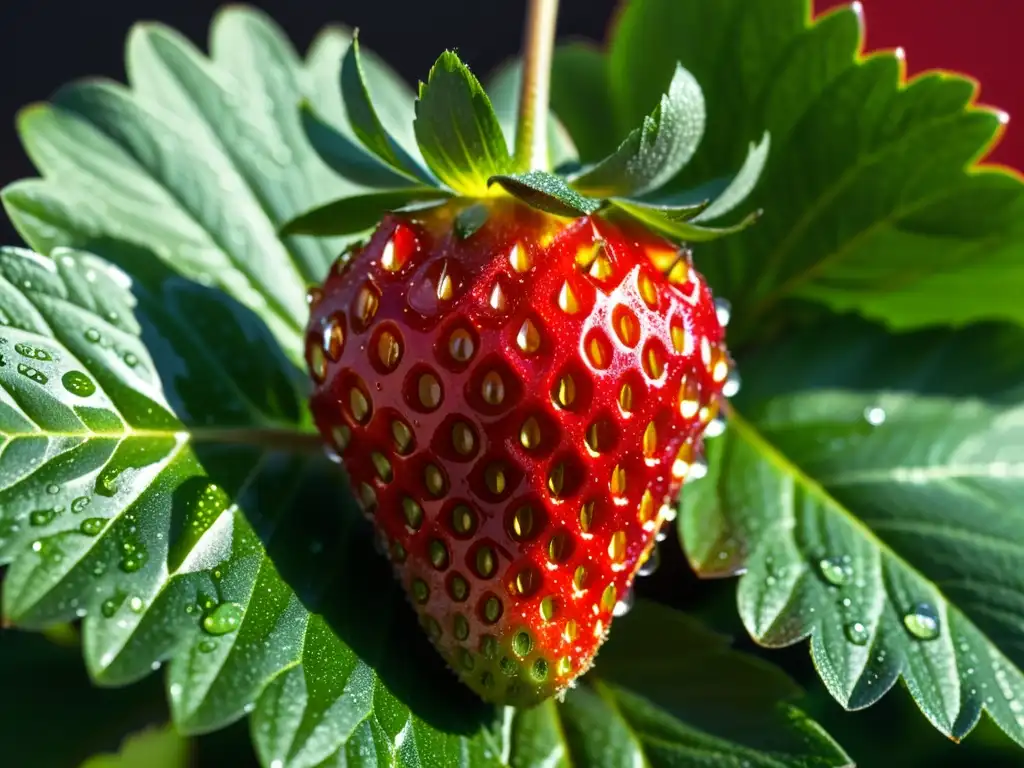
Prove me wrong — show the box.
[0,0,1022,765]
[284,28,768,241]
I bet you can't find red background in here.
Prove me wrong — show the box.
[816,0,1023,172]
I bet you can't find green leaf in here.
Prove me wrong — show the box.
[299,101,417,189]
[1,8,367,359]
[0,243,507,764]
[571,64,706,198]
[414,51,512,197]
[486,58,579,172]
[80,725,190,768]
[681,319,1024,748]
[593,602,853,766]
[613,198,760,242]
[608,0,1024,338]
[489,171,604,217]
[0,241,849,768]
[305,26,424,169]
[341,34,437,186]
[693,131,772,222]
[280,188,452,236]
[454,203,490,240]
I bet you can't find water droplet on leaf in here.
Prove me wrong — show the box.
[79,518,105,536]
[15,342,52,361]
[817,556,852,586]
[101,594,126,618]
[863,406,887,426]
[29,508,58,527]
[17,364,47,385]
[845,621,870,646]
[61,371,96,397]
[903,603,941,640]
[202,602,244,636]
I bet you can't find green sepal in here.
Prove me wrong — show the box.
[414,51,513,196]
[613,198,761,242]
[692,131,771,222]
[489,171,604,217]
[299,101,416,189]
[280,188,452,236]
[571,64,705,198]
[454,203,490,239]
[342,33,436,186]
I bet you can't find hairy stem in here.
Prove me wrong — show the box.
[514,0,560,172]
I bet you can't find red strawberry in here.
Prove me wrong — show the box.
[304,198,730,706]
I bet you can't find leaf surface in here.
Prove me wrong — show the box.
[2,9,368,358]
[682,320,1024,747]
[341,34,437,185]
[281,188,452,236]
[0,8,852,766]
[609,0,1024,338]
[572,64,706,199]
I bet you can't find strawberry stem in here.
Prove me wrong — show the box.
[514,0,560,172]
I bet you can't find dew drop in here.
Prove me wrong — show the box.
[638,546,660,577]
[80,518,106,536]
[863,406,887,426]
[845,621,870,646]
[17,364,48,385]
[15,342,52,361]
[118,540,148,573]
[202,602,244,636]
[903,603,941,640]
[101,594,125,618]
[95,466,125,498]
[722,370,741,398]
[29,508,57,527]
[198,639,218,654]
[62,370,96,397]
[704,416,727,438]
[71,496,91,514]
[714,297,732,327]
[817,556,852,587]
[613,587,634,617]
[84,329,102,343]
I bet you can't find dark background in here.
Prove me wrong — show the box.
[1,1,1023,766]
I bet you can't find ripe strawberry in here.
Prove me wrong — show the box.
[304,198,731,706]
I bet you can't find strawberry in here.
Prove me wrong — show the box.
[304,198,731,706]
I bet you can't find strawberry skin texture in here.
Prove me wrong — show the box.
[305,199,729,707]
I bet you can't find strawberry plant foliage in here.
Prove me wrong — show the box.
[0,1,1020,767]
[681,320,1024,746]
[0,6,850,767]
[606,0,1024,341]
